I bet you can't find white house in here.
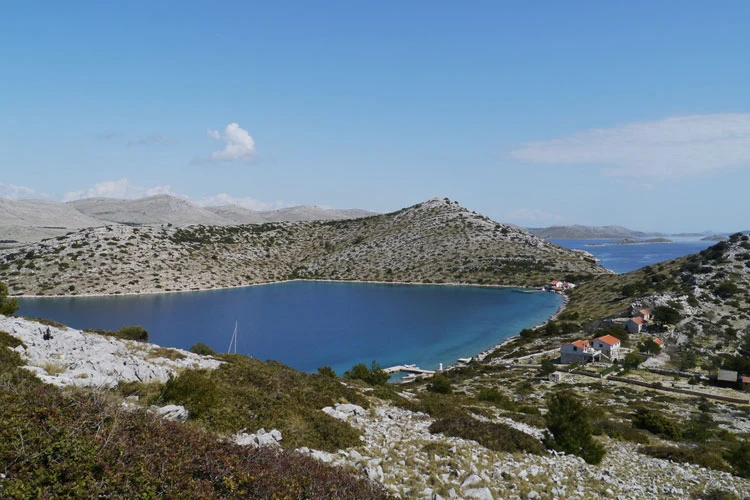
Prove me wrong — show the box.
[592,334,622,360]
[626,316,645,334]
[560,340,601,364]
[639,309,652,321]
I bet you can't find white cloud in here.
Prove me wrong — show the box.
[504,208,565,227]
[201,122,256,163]
[195,193,289,211]
[0,182,36,199]
[62,179,178,202]
[510,113,750,177]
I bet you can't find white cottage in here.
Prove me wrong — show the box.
[592,334,622,361]
[560,340,601,364]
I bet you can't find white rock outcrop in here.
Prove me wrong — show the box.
[0,316,222,388]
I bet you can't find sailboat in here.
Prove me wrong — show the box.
[227,320,238,354]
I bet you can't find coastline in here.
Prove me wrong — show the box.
[469,291,568,365]
[15,277,537,299]
[17,278,566,375]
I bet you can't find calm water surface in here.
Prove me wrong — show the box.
[19,281,562,374]
[550,238,715,274]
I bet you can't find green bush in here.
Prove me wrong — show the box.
[189,342,216,356]
[429,414,545,455]
[632,408,682,440]
[0,282,19,316]
[654,306,682,325]
[639,445,729,472]
[543,391,605,464]
[317,366,337,378]
[161,370,220,419]
[428,373,453,394]
[476,387,516,410]
[714,281,741,299]
[725,441,750,478]
[592,419,650,444]
[623,352,644,369]
[344,360,390,386]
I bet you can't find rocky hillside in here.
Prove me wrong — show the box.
[0,198,608,296]
[562,233,750,365]
[2,315,748,499]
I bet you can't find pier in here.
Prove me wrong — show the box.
[384,364,436,375]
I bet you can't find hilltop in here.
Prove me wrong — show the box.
[0,197,608,296]
[0,194,376,247]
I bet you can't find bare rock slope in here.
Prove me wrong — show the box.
[0,197,608,296]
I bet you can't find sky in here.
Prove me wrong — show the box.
[2,1,750,233]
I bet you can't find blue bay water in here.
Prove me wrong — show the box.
[549,238,715,274]
[18,281,562,375]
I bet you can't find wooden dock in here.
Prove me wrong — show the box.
[384,364,435,375]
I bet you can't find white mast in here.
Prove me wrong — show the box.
[227,320,238,354]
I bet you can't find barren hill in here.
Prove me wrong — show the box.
[205,204,374,224]
[0,197,608,296]
[0,195,377,247]
[69,195,229,226]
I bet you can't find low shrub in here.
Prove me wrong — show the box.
[544,391,605,464]
[632,408,682,440]
[189,342,216,356]
[592,419,650,444]
[639,445,730,472]
[428,373,453,394]
[429,414,545,455]
[344,360,389,386]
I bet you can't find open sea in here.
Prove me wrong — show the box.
[550,238,716,274]
[18,281,562,375]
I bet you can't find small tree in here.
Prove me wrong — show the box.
[428,373,453,394]
[539,358,556,377]
[0,282,19,316]
[639,339,661,355]
[543,391,605,464]
[189,342,216,356]
[623,352,644,369]
[344,361,389,386]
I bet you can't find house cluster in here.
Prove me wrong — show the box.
[626,308,651,334]
[544,279,576,292]
[560,334,622,364]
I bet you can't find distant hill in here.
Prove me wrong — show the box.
[0,195,376,246]
[529,225,665,239]
[204,204,375,224]
[0,197,609,296]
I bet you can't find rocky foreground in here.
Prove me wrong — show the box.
[2,315,748,499]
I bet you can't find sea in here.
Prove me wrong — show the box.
[18,281,562,375]
[17,238,713,375]
[549,238,716,274]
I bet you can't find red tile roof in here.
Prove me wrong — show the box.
[630,317,645,325]
[571,340,590,350]
[653,338,664,346]
[741,376,750,384]
[595,334,621,346]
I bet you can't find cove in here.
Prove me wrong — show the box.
[18,281,563,375]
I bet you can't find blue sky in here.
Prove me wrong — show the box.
[2,1,750,232]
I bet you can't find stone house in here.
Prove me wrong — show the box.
[592,334,622,361]
[626,316,645,334]
[560,340,601,364]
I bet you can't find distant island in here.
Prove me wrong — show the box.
[701,234,728,241]
[586,237,673,246]
[528,224,665,239]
